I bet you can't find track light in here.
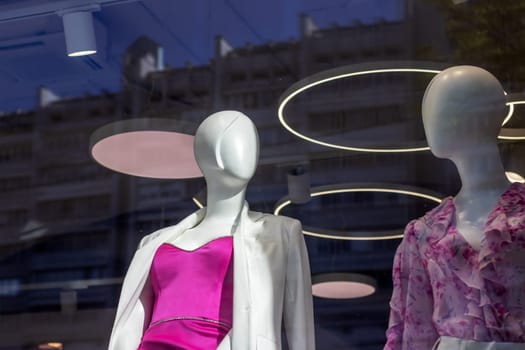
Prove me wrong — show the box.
[60,6,99,57]
[287,166,311,204]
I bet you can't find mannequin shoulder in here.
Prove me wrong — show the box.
[137,225,174,249]
[401,198,453,246]
[251,211,302,232]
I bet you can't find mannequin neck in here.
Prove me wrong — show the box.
[203,182,247,226]
[452,143,510,199]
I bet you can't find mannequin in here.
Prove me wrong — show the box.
[384,66,525,349]
[168,110,259,250]
[422,66,510,251]
[108,111,315,350]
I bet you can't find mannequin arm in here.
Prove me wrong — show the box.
[283,219,316,350]
[384,220,438,350]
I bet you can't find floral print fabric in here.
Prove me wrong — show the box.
[385,182,525,350]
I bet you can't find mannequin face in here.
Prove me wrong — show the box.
[218,118,259,181]
[421,66,506,159]
[194,111,259,190]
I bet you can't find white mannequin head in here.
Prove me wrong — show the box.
[421,66,511,251]
[421,65,506,160]
[194,110,259,195]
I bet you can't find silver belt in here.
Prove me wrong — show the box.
[150,316,232,329]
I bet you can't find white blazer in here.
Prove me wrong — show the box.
[108,203,316,350]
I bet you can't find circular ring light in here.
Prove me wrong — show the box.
[278,61,524,151]
[500,93,525,139]
[278,61,447,153]
[499,116,525,140]
[90,118,202,179]
[502,91,513,126]
[499,128,525,140]
[274,183,443,240]
[506,171,525,183]
[498,93,525,127]
[312,273,377,299]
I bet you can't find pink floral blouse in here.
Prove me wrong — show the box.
[385,182,525,349]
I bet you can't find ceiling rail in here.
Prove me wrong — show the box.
[0,0,141,23]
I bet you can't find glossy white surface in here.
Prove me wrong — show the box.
[177,110,259,249]
[422,65,511,251]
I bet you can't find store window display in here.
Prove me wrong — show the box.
[385,66,525,349]
[108,110,315,350]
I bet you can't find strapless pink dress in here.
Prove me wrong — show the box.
[137,236,234,350]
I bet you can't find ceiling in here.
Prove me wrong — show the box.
[0,0,403,113]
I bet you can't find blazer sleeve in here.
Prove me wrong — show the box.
[384,220,438,350]
[283,219,316,350]
[108,237,154,350]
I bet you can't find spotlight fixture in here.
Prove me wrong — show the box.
[90,118,202,179]
[287,166,311,204]
[274,183,443,240]
[312,273,377,299]
[59,5,100,57]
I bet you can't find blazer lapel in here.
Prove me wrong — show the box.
[231,207,264,349]
[113,209,205,329]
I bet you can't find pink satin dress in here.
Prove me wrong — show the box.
[137,236,234,350]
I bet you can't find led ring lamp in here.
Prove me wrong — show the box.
[274,183,444,240]
[278,61,525,152]
[500,93,525,140]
